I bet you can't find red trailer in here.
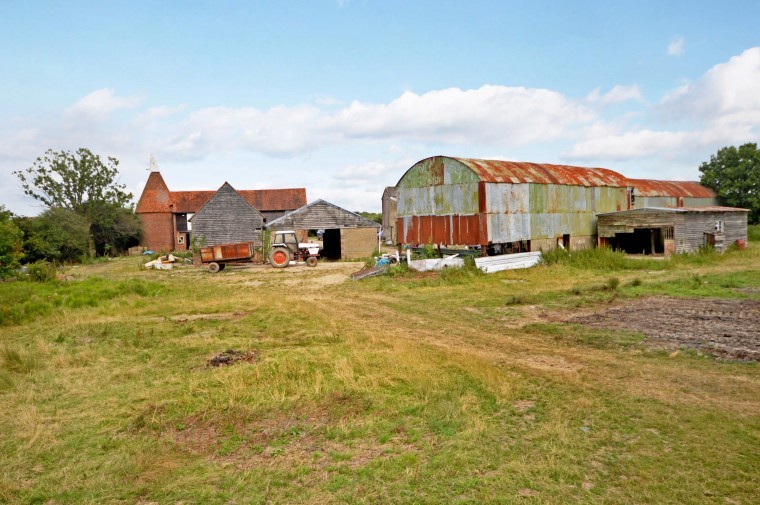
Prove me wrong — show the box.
[198,242,256,273]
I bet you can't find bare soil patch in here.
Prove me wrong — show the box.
[205,349,258,367]
[569,297,760,361]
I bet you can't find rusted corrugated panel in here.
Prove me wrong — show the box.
[628,179,716,198]
[454,157,630,187]
[397,214,481,245]
[397,184,479,216]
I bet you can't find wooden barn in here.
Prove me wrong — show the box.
[267,199,380,260]
[189,182,265,247]
[597,207,748,255]
[135,171,306,251]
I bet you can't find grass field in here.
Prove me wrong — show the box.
[1,237,759,504]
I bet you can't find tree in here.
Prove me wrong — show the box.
[15,148,133,222]
[89,202,142,256]
[22,207,91,263]
[0,206,24,278]
[699,143,760,224]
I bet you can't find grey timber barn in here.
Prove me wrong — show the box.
[189,182,265,246]
[597,207,749,255]
[267,199,380,260]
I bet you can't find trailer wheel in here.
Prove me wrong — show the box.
[208,262,221,273]
[270,247,290,268]
[306,256,318,267]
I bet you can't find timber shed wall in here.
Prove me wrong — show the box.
[190,183,265,246]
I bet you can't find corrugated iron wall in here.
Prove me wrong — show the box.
[397,157,631,247]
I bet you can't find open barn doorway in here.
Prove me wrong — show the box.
[321,228,342,260]
[612,228,664,255]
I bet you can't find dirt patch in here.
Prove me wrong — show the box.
[206,349,258,367]
[170,312,247,322]
[569,297,760,361]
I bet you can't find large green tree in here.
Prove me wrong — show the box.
[14,148,133,222]
[15,148,142,257]
[699,143,760,223]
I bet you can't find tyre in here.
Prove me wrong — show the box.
[208,262,220,273]
[270,247,290,268]
[306,256,318,267]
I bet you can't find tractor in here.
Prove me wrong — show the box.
[269,230,320,268]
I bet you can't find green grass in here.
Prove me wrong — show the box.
[0,276,165,326]
[0,245,758,504]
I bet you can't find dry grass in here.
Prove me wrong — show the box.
[1,246,759,503]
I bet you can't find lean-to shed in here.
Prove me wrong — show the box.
[396,156,632,254]
[597,206,748,255]
[189,182,265,246]
[267,199,381,260]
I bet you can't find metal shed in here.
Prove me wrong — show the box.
[597,206,748,255]
[396,156,631,254]
[267,199,381,260]
[189,182,265,247]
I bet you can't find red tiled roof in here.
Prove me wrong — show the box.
[136,172,307,214]
[135,172,172,213]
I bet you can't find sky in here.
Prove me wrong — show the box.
[1,0,759,216]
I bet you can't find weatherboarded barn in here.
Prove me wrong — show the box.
[267,199,380,260]
[135,171,306,251]
[597,207,748,255]
[396,156,631,254]
[189,183,265,246]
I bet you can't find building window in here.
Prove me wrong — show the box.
[176,213,188,232]
[178,235,185,245]
[715,221,724,233]
[663,227,674,240]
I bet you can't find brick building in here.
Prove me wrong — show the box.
[135,172,306,251]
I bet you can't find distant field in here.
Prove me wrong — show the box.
[1,238,759,504]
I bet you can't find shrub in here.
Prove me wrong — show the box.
[27,261,57,282]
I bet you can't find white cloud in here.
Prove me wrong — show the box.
[65,88,142,121]
[658,47,760,125]
[3,48,759,215]
[586,85,644,104]
[668,37,685,57]
[567,47,760,162]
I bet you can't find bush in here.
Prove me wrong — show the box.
[27,261,57,282]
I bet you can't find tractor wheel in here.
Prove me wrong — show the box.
[306,256,318,267]
[270,247,290,268]
[208,262,221,273]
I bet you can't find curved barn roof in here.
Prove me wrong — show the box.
[627,179,716,198]
[452,157,631,187]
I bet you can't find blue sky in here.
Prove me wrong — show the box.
[1,0,759,215]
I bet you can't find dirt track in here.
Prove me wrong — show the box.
[570,297,760,361]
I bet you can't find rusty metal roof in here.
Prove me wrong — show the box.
[598,206,748,216]
[453,157,631,187]
[627,179,716,198]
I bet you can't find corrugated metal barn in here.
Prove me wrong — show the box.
[189,182,265,246]
[396,156,632,253]
[597,207,748,255]
[629,179,718,208]
[267,199,381,260]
